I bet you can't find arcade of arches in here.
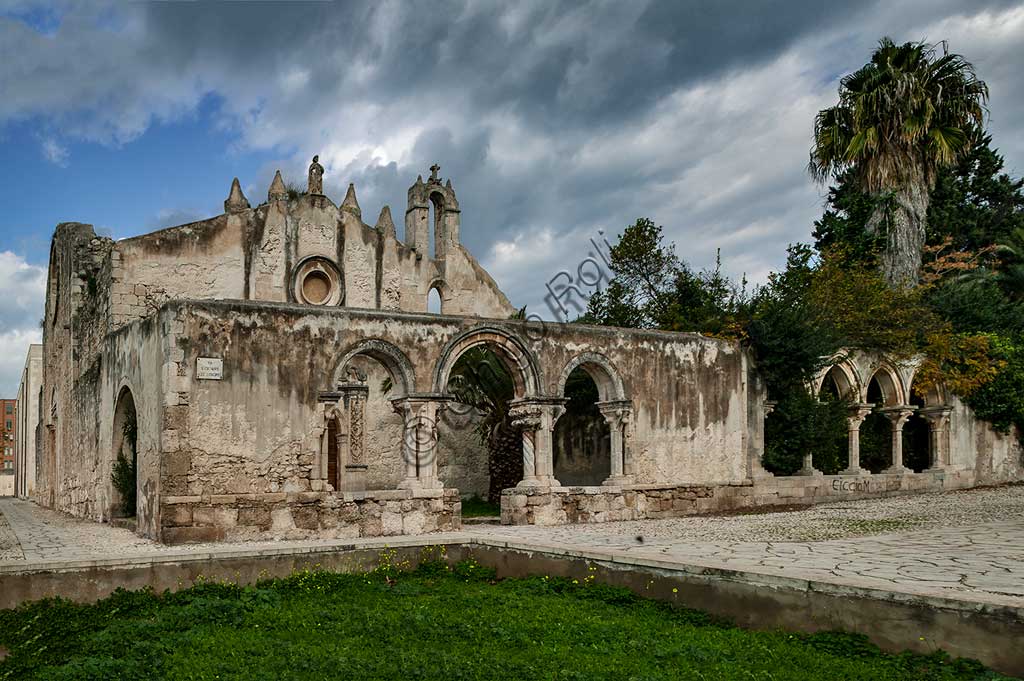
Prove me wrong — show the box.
[805,355,954,477]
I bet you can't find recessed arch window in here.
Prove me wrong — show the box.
[292,257,344,306]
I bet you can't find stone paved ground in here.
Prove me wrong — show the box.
[2,486,1022,607]
[473,486,1024,605]
[0,503,23,561]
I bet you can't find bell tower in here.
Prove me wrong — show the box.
[405,164,460,260]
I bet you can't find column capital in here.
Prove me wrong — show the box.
[847,402,874,426]
[879,405,916,428]
[390,392,450,416]
[509,397,566,430]
[919,405,952,427]
[596,399,632,428]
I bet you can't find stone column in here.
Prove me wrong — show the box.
[840,403,874,476]
[880,406,915,474]
[510,398,565,488]
[597,400,633,486]
[752,400,777,479]
[920,406,953,471]
[392,394,446,490]
[794,451,823,476]
[338,382,370,494]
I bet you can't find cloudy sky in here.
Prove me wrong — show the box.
[1,0,1023,395]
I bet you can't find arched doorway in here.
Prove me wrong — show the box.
[434,327,542,500]
[861,368,902,473]
[814,366,854,475]
[903,388,929,472]
[446,346,518,506]
[553,367,610,486]
[111,386,138,518]
[329,340,414,492]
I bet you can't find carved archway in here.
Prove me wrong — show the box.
[333,339,415,397]
[555,352,626,402]
[432,326,541,399]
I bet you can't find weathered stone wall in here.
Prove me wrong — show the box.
[948,396,1023,484]
[15,344,42,499]
[153,300,756,503]
[108,180,515,335]
[160,488,460,543]
[500,469,982,526]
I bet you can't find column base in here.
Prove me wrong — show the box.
[397,476,442,490]
[883,465,910,475]
[839,466,868,476]
[517,476,560,488]
[602,475,634,487]
[795,466,823,477]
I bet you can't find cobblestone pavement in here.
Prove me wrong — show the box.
[472,486,1024,605]
[0,504,24,561]
[0,498,377,564]
[2,487,1023,607]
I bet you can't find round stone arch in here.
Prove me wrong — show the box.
[866,362,907,406]
[555,352,626,402]
[111,382,139,518]
[333,339,415,397]
[432,326,541,398]
[815,361,860,401]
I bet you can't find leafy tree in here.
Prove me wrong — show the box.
[962,336,1024,435]
[809,38,988,288]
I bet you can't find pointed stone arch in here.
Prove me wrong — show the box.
[813,357,860,400]
[866,362,906,407]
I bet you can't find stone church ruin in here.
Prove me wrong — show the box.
[35,158,1023,543]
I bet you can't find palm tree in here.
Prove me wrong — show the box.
[809,38,988,289]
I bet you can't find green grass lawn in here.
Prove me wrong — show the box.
[0,553,1010,680]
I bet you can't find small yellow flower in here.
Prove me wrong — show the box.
[672,588,678,593]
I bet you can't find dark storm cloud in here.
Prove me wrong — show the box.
[1,0,1023,329]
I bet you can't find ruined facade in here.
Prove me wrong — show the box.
[14,344,42,499]
[33,159,1023,541]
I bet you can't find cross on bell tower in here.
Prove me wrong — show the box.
[428,163,441,184]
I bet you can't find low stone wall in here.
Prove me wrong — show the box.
[501,469,979,526]
[160,488,461,544]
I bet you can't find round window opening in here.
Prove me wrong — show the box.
[292,257,343,306]
[302,270,331,304]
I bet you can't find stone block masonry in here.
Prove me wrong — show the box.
[500,469,979,526]
[160,488,461,544]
